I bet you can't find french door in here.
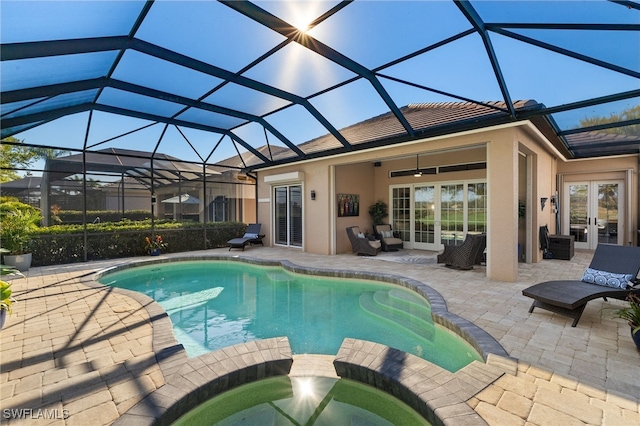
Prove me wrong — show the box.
[391,181,486,251]
[564,180,623,249]
[274,185,302,247]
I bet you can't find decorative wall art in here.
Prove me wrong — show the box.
[337,194,359,217]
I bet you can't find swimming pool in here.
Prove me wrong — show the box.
[98,259,482,372]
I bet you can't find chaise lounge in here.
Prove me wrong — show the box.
[523,244,640,327]
[227,224,265,251]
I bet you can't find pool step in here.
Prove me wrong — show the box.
[359,291,434,341]
[379,289,431,319]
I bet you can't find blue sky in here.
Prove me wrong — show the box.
[2,0,638,176]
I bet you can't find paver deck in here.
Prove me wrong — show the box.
[1,247,638,425]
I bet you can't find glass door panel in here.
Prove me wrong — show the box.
[392,187,411,241]
[289,185,302,247]
[467,183,487,235]
[274,187,288,245]
[597,183,619,246]
[414,186,435,247]
[441,184,464,246]
[568,183,589,246]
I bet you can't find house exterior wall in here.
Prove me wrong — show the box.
[335,162,375,254]
[255,122,639,281]
[516,126,558,264]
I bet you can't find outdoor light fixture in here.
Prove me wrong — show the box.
[311,190,316,201]
[540,197,548,211]
[413,154,422,177]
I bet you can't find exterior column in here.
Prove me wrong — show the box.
[40,162,51,226]
[487,136,519,282]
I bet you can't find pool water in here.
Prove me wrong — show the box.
[172,376,431,426]
[99,261,482,372]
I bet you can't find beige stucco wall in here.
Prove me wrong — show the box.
[335,163,375,254]
[255,122,639,281]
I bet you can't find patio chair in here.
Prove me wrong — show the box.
[374,224,403,252]
[346,226,381,256]
[227,224,265,251]
[436,233,486,270]
[522,244,640,327]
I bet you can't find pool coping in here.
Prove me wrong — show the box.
[334,338,508,426]
[83,254,514,425]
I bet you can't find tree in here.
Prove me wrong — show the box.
[0,137,70,183]
[579,104,640,137]
[0,137,37,183]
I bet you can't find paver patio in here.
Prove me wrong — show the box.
[1,247,638,425]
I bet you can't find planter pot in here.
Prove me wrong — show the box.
[149,249,161,256]
[631,326,640,351]
[0,309,6,330]
[4,253,32,271]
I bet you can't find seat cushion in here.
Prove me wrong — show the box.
[370,240,381,249]
[375,225,392,233]
[384,237,403,246]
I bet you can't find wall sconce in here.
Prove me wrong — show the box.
[310,190,316,201]
[540,197,548,211]
[413,154,422,177]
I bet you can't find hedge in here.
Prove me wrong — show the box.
[54,210,154,224]
[28,221,247,267]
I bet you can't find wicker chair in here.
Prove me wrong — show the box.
[374,224,403,252]
[437,233,486,270]
[346,226,381,256]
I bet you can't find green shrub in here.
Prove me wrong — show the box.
[0,199,42,254]
[29,221,247,266]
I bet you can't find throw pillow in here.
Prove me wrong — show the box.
[581,268,634,289]
[357,232,365,238]
[382,231,393,238]
[243,233,258,239]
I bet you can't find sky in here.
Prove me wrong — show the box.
[2,0,638,177]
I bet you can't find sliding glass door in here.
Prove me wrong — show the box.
[274,185,303,247]
[391,181,486,250]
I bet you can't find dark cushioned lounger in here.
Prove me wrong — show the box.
[227,224,264,251]
[523,244,640,327]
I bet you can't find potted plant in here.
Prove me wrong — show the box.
[145,235,168,256]
[610,293,640,350]
[368,200,388,227]
[0,207,42,271]
[0,280,14,330]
